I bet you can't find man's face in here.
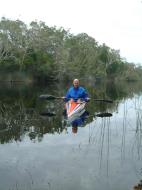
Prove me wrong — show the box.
[73,80,79,88]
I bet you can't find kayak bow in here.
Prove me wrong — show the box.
[66,100,86,122]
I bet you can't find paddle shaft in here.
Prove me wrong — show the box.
[39,95,113,103]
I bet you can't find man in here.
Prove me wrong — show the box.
[64,79,89,102]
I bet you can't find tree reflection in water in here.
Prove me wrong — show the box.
[0,100,63,143]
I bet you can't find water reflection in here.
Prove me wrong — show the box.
[67,111,90,134]
[0,98,62,143]
[131,96,142,162]
[0,81,142,144]
[1,81,142,190]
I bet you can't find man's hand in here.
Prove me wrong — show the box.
[77,99,81,103]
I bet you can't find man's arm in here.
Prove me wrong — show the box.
[64,88,71,102]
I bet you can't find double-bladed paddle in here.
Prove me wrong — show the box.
[39,94,113,103]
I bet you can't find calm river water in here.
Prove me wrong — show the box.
[0,81,142,190]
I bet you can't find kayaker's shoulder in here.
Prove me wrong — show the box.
[79,86,86,91]
[68,86,74,91]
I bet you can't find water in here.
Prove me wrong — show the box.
[0,81,142,190]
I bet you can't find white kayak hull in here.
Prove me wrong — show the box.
[66,101,86,122]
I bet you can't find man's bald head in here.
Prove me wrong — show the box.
[73,79,79,88]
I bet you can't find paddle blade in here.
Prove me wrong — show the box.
[40,111,56,117]
[39,95,56,100]
[94,99,113,103]
[95,112,112,117]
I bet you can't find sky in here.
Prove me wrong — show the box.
[0,0,142,64]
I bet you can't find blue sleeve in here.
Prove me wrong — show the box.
[64,88,71,102]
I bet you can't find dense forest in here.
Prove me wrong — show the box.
[0,17,142,83]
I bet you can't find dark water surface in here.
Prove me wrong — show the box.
[0,81,142,190]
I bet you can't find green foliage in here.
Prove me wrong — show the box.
[0,17,142,82]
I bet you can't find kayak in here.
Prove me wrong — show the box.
[65,100,86,122]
